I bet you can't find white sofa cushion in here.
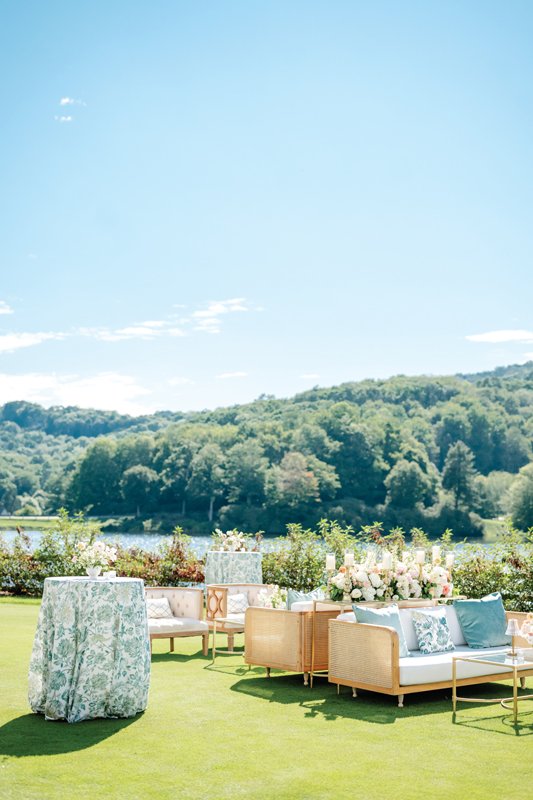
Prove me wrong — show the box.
[400,606,466,651]
[225,613,245,625]
[337,611,356,622]
[290,600,315,612]
[148,616,208,634]
[398,645,530,685]
[227,592,249,614]
[146,597,173,619]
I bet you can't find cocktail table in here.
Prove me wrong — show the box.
[452,649,533,724]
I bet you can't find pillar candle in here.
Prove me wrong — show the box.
[432,545,441,563]
[382,551,392,570]
[326,553,336,571]
[344,551,355,567]
[415,548,426,564]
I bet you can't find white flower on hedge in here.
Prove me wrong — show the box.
[332,573,346,589]
[369,572,382,589]
[362,586,376,601]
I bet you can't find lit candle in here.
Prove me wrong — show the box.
[382,551,392,570]
[326,553,336,571]
[445,553,455,569]
[402,550,410,563]
[344,551,355,567]
[415,548,426,564]
[432,545,441,563]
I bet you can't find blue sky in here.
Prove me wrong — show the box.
[1,1,532,415]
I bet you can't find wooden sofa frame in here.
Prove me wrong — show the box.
[328,610,532,707]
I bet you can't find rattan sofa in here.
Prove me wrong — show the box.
[145,586,209,656]
[328,606,532,707]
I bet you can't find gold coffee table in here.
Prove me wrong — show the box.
[452,649,533,724]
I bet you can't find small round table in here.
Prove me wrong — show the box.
[28,576,150,723]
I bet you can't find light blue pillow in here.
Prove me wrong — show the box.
[352,604,410,658]
[453,592,511,648]
[286,587,326,610]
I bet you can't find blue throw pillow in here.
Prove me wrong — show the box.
[453,592,511,648]
[352,604,410,658]
[411,608,455,654]
[286,587,326,610]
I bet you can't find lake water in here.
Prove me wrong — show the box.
[1,529,494,555]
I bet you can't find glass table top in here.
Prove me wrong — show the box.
[454,648,533,667]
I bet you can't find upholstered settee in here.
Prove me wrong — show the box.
[145,586,209,656]
[328,605,532,707]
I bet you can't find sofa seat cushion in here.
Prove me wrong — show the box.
[337,611,356,621]
[399,645,529,686]
[290,600,315,612]
[224,613,245,625]
[148,617,208,635]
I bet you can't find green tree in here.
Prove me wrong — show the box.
[384,459,435,508]
[120,465,159,517]
[266,452,319,509]
[187,443,226,522]
[67,438,121,513]
[225,440,268,505]
[442,441,478,511]
[509,463,533,531]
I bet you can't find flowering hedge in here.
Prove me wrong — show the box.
[1,514,531,611]
[0,511,203,596]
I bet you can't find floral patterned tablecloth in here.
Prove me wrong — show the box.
[204,551,263,585]
[28,576,150,723]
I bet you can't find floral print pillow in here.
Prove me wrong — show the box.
[411,608,455,654]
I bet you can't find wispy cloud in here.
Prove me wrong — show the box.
[216,371,248,380]
[0,372,153,416]
[0,301,13,315]
[466,329,533,344]
[0,332,65,353]
[168,376,195,386]
[192,298,249,334]
[0,298,256,354]
[59,97,86,106]
[54,115,73,123]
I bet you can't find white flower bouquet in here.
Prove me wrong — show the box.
[329,549,453,602]
[255,585,288,609]
[211,528,258,552]
[73,540,118,571]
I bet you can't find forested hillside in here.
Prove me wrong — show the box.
[1,363,533,534]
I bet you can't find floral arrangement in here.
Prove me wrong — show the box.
[255,585,288,609]
[211,528,261,552]
[73,540,118,570]
[329,550,453,602]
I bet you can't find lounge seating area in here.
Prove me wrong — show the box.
[329,604,532,708]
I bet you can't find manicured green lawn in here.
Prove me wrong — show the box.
[0,599,531,800]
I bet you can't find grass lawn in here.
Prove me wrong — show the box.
[0,599,531,800]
